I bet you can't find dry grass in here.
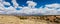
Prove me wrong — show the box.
[0,15,60,24]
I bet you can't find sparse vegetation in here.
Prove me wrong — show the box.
[0,15,60,24]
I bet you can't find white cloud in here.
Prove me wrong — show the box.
[0,0,60,15]
[43,3,60,15]
[27,1,37,8]
[12,0,19,8]
[0,0,15,14]
[3,1,11,6]
[0,0,3,2]
[5,6,16,11]
[0,0,6,11]
[45,3,60,9]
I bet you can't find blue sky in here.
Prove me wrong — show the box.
[5,0,60,8]
[0,0,60,15]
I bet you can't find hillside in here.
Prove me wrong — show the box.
[0,15,60,24]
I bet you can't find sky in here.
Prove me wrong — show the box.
[0,0,60,16]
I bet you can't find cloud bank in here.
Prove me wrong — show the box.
[0,0,60,15]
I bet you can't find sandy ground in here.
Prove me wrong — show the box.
[0,15,21,24]
[0,15,60,24]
